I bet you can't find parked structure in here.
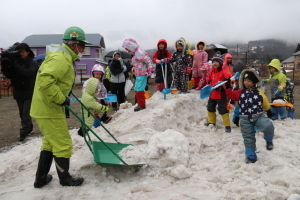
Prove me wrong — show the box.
[22,34,105,84]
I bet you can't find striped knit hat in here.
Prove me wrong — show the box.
[212,51,223,66]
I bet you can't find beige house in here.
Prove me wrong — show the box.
[293,50,300,70]
[281,56,294,70]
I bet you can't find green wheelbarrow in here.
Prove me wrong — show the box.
[67,93,144,167]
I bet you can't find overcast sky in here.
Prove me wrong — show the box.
[1,0,300,50]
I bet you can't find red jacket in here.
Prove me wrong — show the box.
[222,53,233,75]
[152,39,172,62]
[207,67,232,99]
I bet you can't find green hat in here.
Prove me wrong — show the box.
[62,26,90,44]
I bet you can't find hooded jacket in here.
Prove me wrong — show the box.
[267,59,286,99]
[82,64,107,99]
[81,77,109,127]
[109,52,127,83]
[192,40,208,77]
[222,53,233,75]
[170,38,193,72]
[226,69,270,120]
[122,38,152,77]
[1,55,38,100]
[30,43,78,118]
[207,65,232,99]
[152,39,172,83]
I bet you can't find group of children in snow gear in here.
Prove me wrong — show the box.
[25,24,297,190]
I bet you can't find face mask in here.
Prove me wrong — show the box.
[76,45,83,59]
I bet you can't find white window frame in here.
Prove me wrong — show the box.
[82,47,90,56]
[76,64,87,74]
[95,48,101,58]
[31,49,37,56]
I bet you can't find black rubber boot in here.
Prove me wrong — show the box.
[34,151,53,188]
[246,157,257,164]
[54,156,84,186]
[204,123,215,127]
[266,142,273,151]
[77,127,83,137]
[134,106,146,112]
[225,126,231,133]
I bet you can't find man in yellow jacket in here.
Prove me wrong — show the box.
[30,26,90,188]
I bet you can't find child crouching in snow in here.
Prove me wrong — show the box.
[205,52,232,132]
[77,77,111,137]
[225,69,274,163]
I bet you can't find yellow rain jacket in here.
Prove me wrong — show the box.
[30,43,78,158]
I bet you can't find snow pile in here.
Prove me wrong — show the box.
[0,90,300,200]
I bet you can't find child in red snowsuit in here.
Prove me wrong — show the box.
[205,52,232,132]
[152,39,172,91]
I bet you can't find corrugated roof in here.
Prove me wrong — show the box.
[22,33,105,48]
[281,56,294,63]
[292,50,300,56]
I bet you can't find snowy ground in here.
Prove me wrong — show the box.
[0,91,300,200]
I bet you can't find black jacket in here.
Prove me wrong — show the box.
[2,56,38,100]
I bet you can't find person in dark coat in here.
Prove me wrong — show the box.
[1,43,38,141]
[109,52,128,111]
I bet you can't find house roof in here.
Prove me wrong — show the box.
[292,50,300,56]
[281,56,294,63]
[22,33,105,48]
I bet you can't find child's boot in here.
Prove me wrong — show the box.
[264,135,274,150]
[134,91,146,112]
[245,147,257,164]
[221,113,231,132]
[204,112,216,126]
[287,110,294,119]
[277,106,286,119]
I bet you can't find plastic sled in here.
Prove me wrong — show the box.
[104,94,117,103]
[67,93,144,167]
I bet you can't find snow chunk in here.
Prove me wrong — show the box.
[145,129,189,168]
[169,164,192,179]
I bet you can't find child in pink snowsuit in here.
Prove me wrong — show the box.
[192,40,208,90]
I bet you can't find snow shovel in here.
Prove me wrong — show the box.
[200,72,240,99]
[161,62,171,99]
[68,93,144,167]
[104,94,117,103]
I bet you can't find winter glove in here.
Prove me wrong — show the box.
[224,78,232,89]
[93,116,102,128]
[103,105,110,112]
[186,67,192,75]
[273,90,282,97]
[147,67,154,77]
[61,97,70,106]
[266,109,273,118]
[155,59,161,64]
[233,116,240,127]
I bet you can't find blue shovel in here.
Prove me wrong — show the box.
[200,72,240,99]
[104,94,118,103]
[161,62,171,99]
